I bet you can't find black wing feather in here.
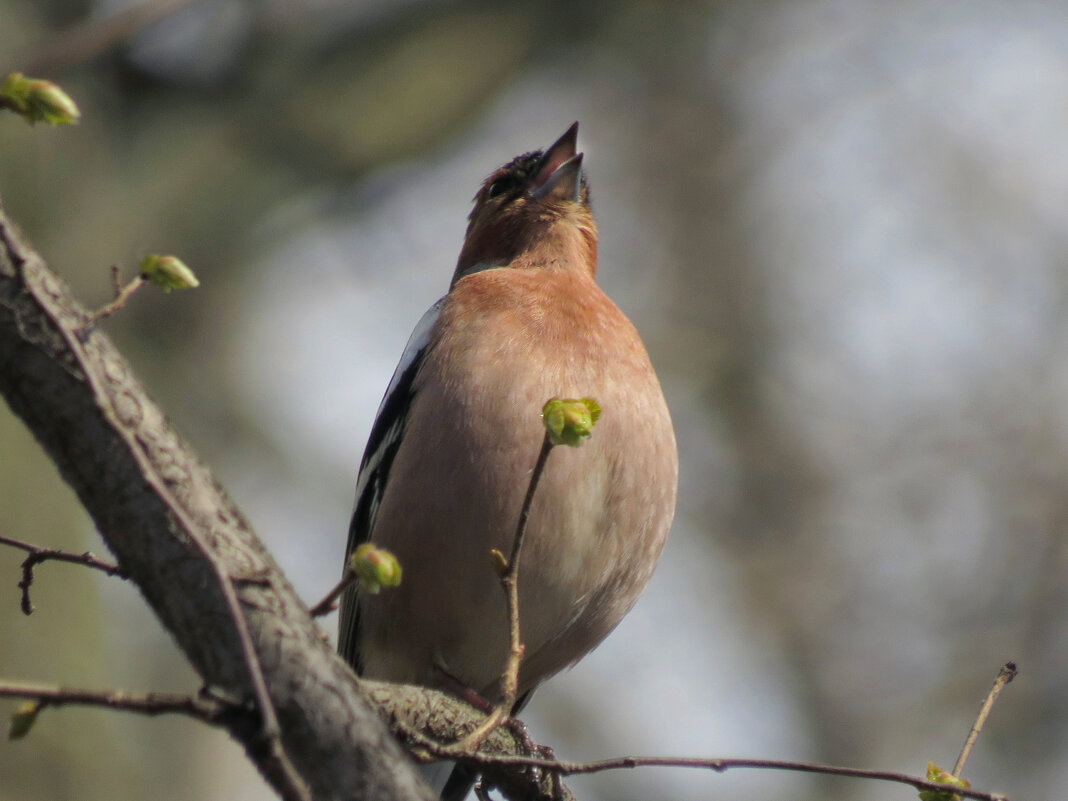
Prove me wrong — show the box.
[337,300,443,669]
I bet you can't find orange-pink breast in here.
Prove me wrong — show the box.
[357,266,678,697]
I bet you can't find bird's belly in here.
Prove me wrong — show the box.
[359,456,619,696]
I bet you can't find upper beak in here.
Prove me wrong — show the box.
[531,122,583,203]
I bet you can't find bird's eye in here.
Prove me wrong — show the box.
[486,178,509,199]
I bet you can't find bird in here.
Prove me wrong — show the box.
[338,122,678,798]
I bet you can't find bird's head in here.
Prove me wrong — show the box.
[452,122,597,287]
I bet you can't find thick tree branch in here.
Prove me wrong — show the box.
[363,679,572,801]
[0,197,435,801]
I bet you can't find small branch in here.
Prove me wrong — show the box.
[109,262,124,295]
[0,533,126,615]
[77,272,146,335]
[464,752,1010,801]
[0,679,231,725]
[954,661,1018,777]
[370,675,1011,801]
[309,569,357,618]
[451,432,554,752]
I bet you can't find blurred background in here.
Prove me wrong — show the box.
[2,1,1067,799]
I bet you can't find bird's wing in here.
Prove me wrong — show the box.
[337,298,444,669]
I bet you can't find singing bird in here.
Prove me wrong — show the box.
[339,122,677,795]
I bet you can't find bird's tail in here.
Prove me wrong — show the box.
[418,760,478,801]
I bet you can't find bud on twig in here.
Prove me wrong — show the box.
[0,73,81,126]
[541,397,601,447]
[350,543,402,595]
[139,255,199,292]
[918,762,970,801]
[8,700,41,740]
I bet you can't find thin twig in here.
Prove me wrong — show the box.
[451,432,554,752]
[309,569,357,618]
[0,679,229,724]
[109,263,123,295]
[954,661,1018,777]
[0,533,126,615]
[402,707,1009,801]
[77,274,146,335]
[459,751,1010,801]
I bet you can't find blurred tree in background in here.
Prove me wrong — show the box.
[2,1,1067,800]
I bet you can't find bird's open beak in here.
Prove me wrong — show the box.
[531,122,583,203]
